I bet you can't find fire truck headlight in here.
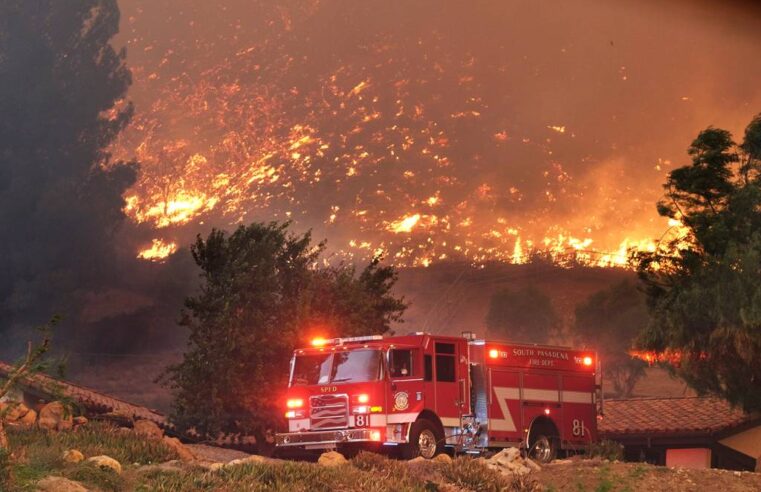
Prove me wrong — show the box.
[370,430,382,441]
[583,356,593,367]
[286,398,304,409]
[285,410,304,419]
[353,405,369,414]
[488,349,499,359]
[357,393,370,403]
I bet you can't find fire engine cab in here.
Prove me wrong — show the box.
[275,332,601,462]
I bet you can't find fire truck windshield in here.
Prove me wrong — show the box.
[291,349,382,386]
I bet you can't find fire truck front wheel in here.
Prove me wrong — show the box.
[402,419,444,460]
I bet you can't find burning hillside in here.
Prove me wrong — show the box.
[112,0,761,267]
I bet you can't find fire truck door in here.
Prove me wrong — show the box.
[431,340,465,429]
[387,348,425,418]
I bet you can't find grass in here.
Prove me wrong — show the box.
[3,424,542,491]
[5,422,178,491]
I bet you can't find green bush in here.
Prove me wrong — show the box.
[588,440,624,461]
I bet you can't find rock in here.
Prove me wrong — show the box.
[162,436,196,461]
[38,402,73,431]
[225,455,269,467]
[318,451,348,467]
[86,455,122,474]
[433,453,453,464]
[3,402,31,422]
[36,476,88,492]
[73,416,88,426]
[19,408,37,427]
[486,447,532,476]
[133,419,163,440]
[63,449,85,464]
[524,458,542,471]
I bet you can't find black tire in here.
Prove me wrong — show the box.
[528,433,557,464]
[401,419,444,460]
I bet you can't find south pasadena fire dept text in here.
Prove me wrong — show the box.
[275,333,600,461]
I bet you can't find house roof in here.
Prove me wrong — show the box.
[0,361,166,428]
[600,396,759,438]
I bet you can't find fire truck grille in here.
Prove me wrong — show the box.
[309,394,349,430]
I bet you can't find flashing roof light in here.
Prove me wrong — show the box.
[311,337,328,347]
[286,398,304,409]
[583,356,594,367]
[489,349,499,359]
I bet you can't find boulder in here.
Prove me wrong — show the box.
[38,402,73,431]
[318,451,348,467]
[225,455,269,467]
[63,449,85,464]
[162,436,196,462]
[433,453,453,464]
[133,419,163,440]
[19,408,37,427]
[86,455,122,475]
[36,476,88,492]
[2,402,31,422]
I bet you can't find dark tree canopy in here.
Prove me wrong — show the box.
[163,222,406,439]
[574,281,648,397]
[636,113,761,411]
[485,286,558,344]
[0,1,136,338]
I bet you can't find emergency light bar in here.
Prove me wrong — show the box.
[311,335,383,347]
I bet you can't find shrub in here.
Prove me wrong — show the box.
[588,440,624,461]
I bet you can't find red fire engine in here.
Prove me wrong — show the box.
[275,332,601,462]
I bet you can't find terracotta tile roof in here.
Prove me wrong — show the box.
[599,396,758,437]
[0,361,166,428]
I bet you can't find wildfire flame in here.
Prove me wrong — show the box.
[137,239,178,262]
[114,1,694,269]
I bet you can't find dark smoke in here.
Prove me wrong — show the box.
[0,1,194,357]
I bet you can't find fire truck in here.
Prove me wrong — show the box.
[275,332,601,462]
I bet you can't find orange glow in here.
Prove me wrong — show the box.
[137,239,177,262]
[311,337,328,347]
[370,430,382,441]
[489,349,499,359]
[357,394,369,404]
[583,356,593,366]
[286,398,303,409]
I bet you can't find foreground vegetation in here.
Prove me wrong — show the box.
[4,424,761,491]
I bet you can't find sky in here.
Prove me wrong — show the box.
[112,0,761,267]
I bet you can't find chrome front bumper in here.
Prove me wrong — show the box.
[275,428,374,447]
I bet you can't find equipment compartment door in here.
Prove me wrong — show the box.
[432,340,463,429]
[487,368,522,442]
[561,374,596,444]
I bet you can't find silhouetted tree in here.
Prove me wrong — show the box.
[163,222,406,445]
[636,114,761,411]
[485,286,558,343]
[574,281,648,397]
[0,1,136,341]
